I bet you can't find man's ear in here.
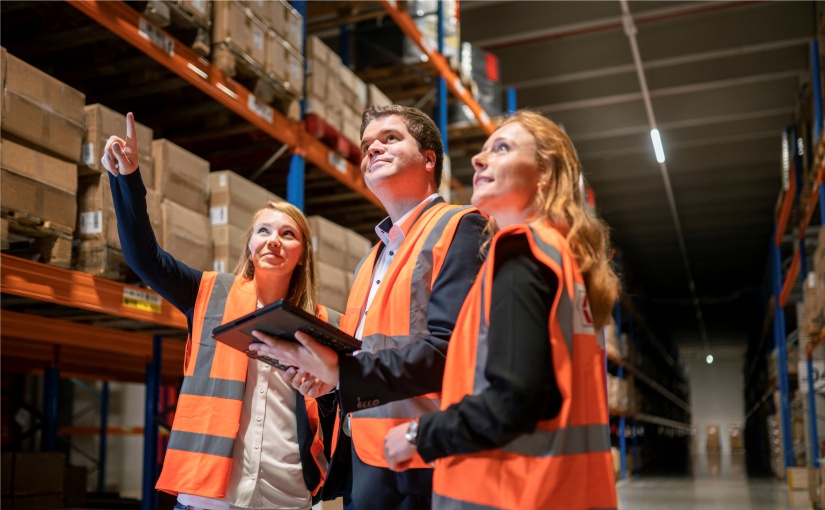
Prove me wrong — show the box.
[424,150,437,172]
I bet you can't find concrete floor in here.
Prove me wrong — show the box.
[617,453,811,510]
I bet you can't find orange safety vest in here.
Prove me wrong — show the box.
[339,202,477,470]
[432,222,617,510]
[156,272,332,499]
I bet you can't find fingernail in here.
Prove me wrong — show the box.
[113,143,121,151]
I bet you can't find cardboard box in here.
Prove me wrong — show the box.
[306,36,331,66]
[162,199,213,271]
[83,104,154,188]
[308,216,349,270]
[285,44,304,94]
[179,0,211,24]
[706,423,720,451]
[266,0,289,42]
[213,0,266,67]
[306,61,328,101]
[1,138,77,195]
[77,174,162,248]
[317,261,348,312]
[241,0,271,26]
[212,224,245,273]
[152,139,210,215]
[1,50,85,162]
[345,230,372,272]
[283,3,303,52]
[13,452,65,496]
[208,170,280,230]
[367,83,392,108]
[788,466,809,490]
[1,170,76,230]
[729,423,744,450]
[265,31,290,85]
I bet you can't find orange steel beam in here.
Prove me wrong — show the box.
[774,167,796,246]
[1,254,186,329]
[379,0,496,135]
[67,0,380,208]
[779,249,800,307]
[1,310,185,360]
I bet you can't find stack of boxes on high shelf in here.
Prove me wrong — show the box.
[0,46,371,313]
[602,323,638,477]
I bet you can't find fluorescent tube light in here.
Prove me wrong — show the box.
[650,129,666,163]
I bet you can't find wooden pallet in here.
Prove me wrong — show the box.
[1,209,73,268]
[211,43,300,120]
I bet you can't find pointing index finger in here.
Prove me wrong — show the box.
[125,112,137,151]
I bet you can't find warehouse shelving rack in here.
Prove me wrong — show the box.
[608,295,692,479]
[744,37,825,479]
[0,1,506,507]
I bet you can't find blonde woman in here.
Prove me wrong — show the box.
[383,110,620,509]
[104,113,333,510]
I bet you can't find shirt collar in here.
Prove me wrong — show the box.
[374,193,440,246]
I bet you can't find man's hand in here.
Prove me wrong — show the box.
[249,330,340,386]
[281,367,335,398]
[101,112,140,176]
[384,422,417,472]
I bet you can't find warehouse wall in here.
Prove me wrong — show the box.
[683,344,746,453]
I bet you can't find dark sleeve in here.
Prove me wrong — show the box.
[415,234,562,462]
[110,169,202,322]
[337,212,487,414]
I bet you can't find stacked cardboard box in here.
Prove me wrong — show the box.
[213,0,267,68]
[82,104,155,187]
[404,1,460,65]
[306,36,384,146]
[0,49,85,268]
[706,423,720,452]
[208,170,281,273]
[178,0,211,24]
[153,140,212,271]
[308,215,372,312]
[3,452,66,510]
[728,423,744,451]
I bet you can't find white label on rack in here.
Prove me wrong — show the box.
[453,78,465,96]
[214,260,226,273]
[386,0,397,7]
[798,361,825,393]
[247,94,274,123]
[82,143,95,166]
[479,111,490,126]
[327,152,347,174]
[210,206,228,226]
[253,27,264,50]
[123,287,163,314]
[138,17,175,56]
[79,211,103,235]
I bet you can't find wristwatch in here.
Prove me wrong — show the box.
[404,418,420,446]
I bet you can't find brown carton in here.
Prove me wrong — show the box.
[12,452,65,496]
[212,224,245,273]
[308,216,349,270]
[77,174,162,248]
[728,423,744,450]
[706,423,720,451]
[208,170,280,230]
[179,0,211,24]
[283,2,303,52]
[317,261,348,313]
[1,50,85,162]
[241,0,272,25]
[213,0,266,67]
[1,171,76,230]
[345,229,372,272]
[83,104,154,188]
[162,199,213,271]
[153,139,210,215]
[1,138,77,195]
[367,83,392,108]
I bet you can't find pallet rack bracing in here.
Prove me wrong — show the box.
[743,37,825,486]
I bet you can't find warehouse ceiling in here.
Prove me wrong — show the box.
[0,1,821,353]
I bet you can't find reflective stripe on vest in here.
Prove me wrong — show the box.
[433,222,616,510]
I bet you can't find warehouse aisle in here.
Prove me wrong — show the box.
[616,453,809,509]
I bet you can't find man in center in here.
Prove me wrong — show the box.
[250,105,486,510]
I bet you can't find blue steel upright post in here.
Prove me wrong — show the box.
[142,335,162,510]
[615,301,627,480]
[771,226,795,470]
[41,367,60,451]
[506,87,517,116]
[436,1,448,153]
[287,0,307,211]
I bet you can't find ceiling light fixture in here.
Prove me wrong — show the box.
[650,128,666,163]
[706,354,714,365]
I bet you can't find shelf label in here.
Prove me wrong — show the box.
[327,152,348,174]
[79,211,103,235]
[139,17,175,56]
[798,361,825,393]
[247,95,274,123]
[123,287,163,314]
[82,143,95,166]
[210,206,228,226]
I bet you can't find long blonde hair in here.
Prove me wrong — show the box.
[234,201,318,314]
[499,111,620,329]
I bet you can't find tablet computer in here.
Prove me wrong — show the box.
[212,299,359,370]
